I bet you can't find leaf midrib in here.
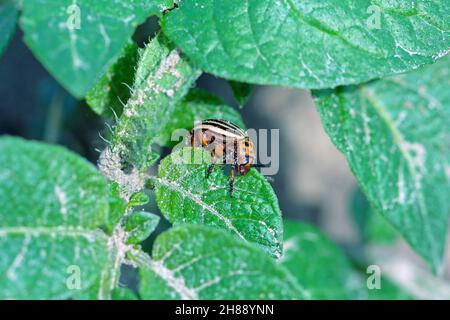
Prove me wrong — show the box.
[361,86,423,193]
[155,176,247,242]
[283,0,384,58]
[360,86,434,260]
[0,226,105,238]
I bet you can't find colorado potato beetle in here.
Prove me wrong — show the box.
[189,119,256,196]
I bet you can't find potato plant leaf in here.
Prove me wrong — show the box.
[86,42,138,117]
[0,137,110,299]
[351,190,399,244]
[154,147,283,258]
[105,182,127,232]
[0,0,17,56]
[281,220,364,299]
[155,88,245,147]
[124,211,160,244]
[229,81,253,108]
[314,56,450,272]
[128,191,150,208]
[367,278,412,300]
[112,288,138,300]
[111,287,138,300]
[100,34,200,196]
[19,0,173,98]
[162,0,449,89]
[282,220,411,299]
[138,225,308,299]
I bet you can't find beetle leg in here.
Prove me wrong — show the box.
[227,140,238,196]
[206,151,216,179]
[206,162,215,179]
[234,139,238,166]
[222,139,227,165]
[229,165,235,196]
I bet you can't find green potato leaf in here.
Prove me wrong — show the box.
[229,81,253,108]
[99,34,200,199]
[162,0,449,89]
[124,211,160,244]
[351,190,399,244]
[314,56,450,272]
[282,220,412,299]
[367,278,412,300]
[0,0,17,56]
[138,225,308,299]
[0,136,110,299]
[19,0,173,98]
[128,191,150,208]
[86,42,138,117]
[154,147,283,259]
[111,287,138,300]
[281,220,364,299]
